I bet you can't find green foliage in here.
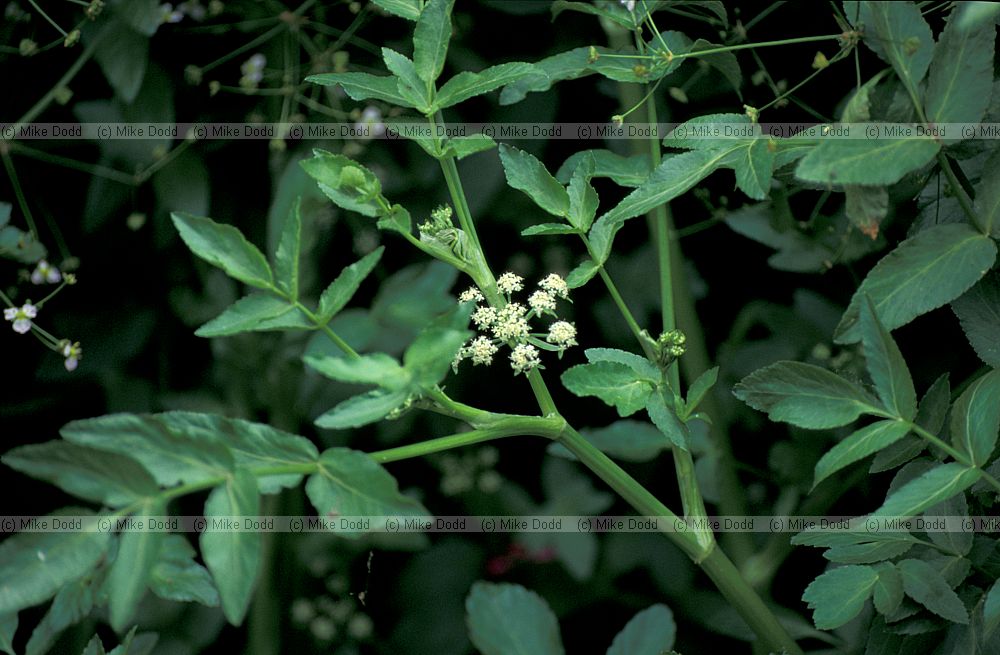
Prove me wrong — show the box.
[465,582,564,655]
[170,213,273,290]
[952,271,1000,366]
[605,604,676,655]
[108,500,165,631]
[949,369,1000,466]
[802,565,879,630]
[897,558,969,624]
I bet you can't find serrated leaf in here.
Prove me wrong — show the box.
[814,420,912,487]
[445,134,497,159]
[274,198,302,299]
[721,137,775,200]
[952,271,1000,366]
[547,420,671,463]
[195,294,311,337]
[873,563,904,615]
[171,213,273,290]
[897,558,969,623]
[522,223,580,237]
[499,145,570,217]
[949,369,1000,466]
[465,582,564,655]
[403,326,470,388]
[305,448,429,536]
[201,469,260,625]
[567,156,599,231]
[561,361,654,416]
[109,500,164,631]
[150,535,219,607]
[412,0,453,84]
[372,0,422,20]
[802,565,879,630]
[973,150,1000,237]
[845,185,888,237]
[924,9,995,132]
[860,296,917,419]
[436,62,537,109]
[61,414,234,487]
[584,347,659,380]
[734,361,880,429]
[300,151,385,218]
[152,412,318,494]
[834,223,997,343]
[304,73,416,108]
[565,259,599,288]
[685,367,719,417]
[645,388,690,451]
[606,604,676,655]
[926,492,973,556]
[316,247,385,324]
[2,441,157,508]
[795,137,940,186]
[306,352,410,391]
[872,463,981,519]
[555,150,651,188]
[859,1,935,88]
[314,389,410,429]
[499,47,592,105]
[382,47,432,111]
[825,541,913,565]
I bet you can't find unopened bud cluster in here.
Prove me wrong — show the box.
[656,329,686,367]
[454,272,577,375]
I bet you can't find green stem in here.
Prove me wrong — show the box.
[292,300,359,359]
[936,153,980,230]
[27,0,67,36]
[908,421,1000,494]
[669,34,843,60]
[1,149,39,240]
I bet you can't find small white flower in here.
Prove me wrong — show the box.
[240,53,266,88]
[357,105,385,137]
[510,344,541,374]
[528,290,556,315]
[30,259,61,285]
[497,272,524,295]
[61,341,82,371]
[539,273,569,299]
[492,303,529,341]
[458,286,484,303]
[160,3,184,23]
[546,321,578,349]
[467,336,498,366]
[620,0,636,11]
[471,305,497,328]
[4,303,37,334]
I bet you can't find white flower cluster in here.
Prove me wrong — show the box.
[240,53,266,89]
[454,272,577,375]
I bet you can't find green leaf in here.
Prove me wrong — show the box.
[499,47,592,105]
[859,1,934,88]
[685,366,719,417]
[2,441,157,507]
[561,361,655,417]
[61,414,234,487]
[445,134,497,160]
[872,463,981,518]
[555,150,651,188]
[381,47,433,111]
[300,151,385,218]
[927,492,973,556]
[0,511,109,616]
[317,247,385,324]
[522,223,580,237]
[547,420,672,463]
[860,296,917,419]
[195,294,311,337]
[734,361,880,429]
[25,574,98,655]
[566,156,599,232]
[0,613,15,655]
[813,420,912,488]
[305,352,410,391]
[436,63,537,109]
[171,213,274,290]
[305,448,429,536]
[871,372,946,472]
[112,0,161,36]
[565,259,600,289]
[897,558,969,624]
[152,412,318,494]
[498,145,570,217]
[873,563,904,615]
[304,72,416,109]
[150,535,219,607]
[200,469,261,625]
[844,185,888,238]
[802,565,879,630]
[465,582,564,655]
[985,579,1000,637]
[925,10,995,138]
[973,150,1000,237]
[824,541,913,565]
[315,389,410,429]
[94,19,149,104]
[584,347,659,380]
[606,604,676,655]
[403,326,470,388]
[952,271,1000,367]
[834,223,997,343]
[412,0,453,84]
[949,369,1000,466]
[645,387,690,450]
[794,137,940,186]
[81,635,105,655]
[273,198,302,299]
[108,500,164,631]
[720,137,776,200]
[372,0,422,20]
